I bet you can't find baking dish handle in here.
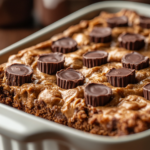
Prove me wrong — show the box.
[0,104,66,142]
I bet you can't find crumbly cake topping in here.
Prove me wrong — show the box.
[1,9,150,136]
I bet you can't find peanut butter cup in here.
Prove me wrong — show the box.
[107,16,128,28]
[56,68,84,89]
[143,83,150,100]
[83,51,108,68]
[89,27,112,43]
[37,53,65,75]
[122,52,149,70]
[139,16,150,29]
[106,68,135,87]
[84,83,112,107]
[118,33,145,50]
[52,37,77,53]
[5,64,33,86]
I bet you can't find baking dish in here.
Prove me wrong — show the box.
[1,1,150,150]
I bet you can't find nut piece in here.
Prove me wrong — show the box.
[106,68,135,87]
[84,83,112,107]
[37,52,65,75]
[56,68,84,89]
[5,64,33,86]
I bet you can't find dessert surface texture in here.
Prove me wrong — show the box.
[1,9,150,136]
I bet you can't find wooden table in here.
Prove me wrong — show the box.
[0,28,40,50]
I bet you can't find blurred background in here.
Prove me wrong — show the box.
[0,0,149,50]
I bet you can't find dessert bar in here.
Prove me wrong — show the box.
[1,9,150,136]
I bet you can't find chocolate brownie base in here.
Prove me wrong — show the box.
[0,85,13,106]
[1,9,150,137]
[1,85,150,136]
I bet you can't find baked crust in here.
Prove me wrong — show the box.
[1,9,150,136]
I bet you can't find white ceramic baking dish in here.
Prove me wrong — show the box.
[1,1,150,150]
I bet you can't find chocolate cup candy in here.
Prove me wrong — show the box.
[38,52,65,75]
[107,16,128,28]
[89,27,112,43]
[52,37,77,53]
[5,64,33,86]
[106,68,135,87]
[118,33,145,50]
[84,83,112,107]
[143,83,150,100]
[139,16,150,29]
[56,68,84,89]
[122,52,149,70]
[83,51,108,68]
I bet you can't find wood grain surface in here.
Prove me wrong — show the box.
[0,28,40,50]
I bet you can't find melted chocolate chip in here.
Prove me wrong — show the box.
[118,33,145,50]
[89,27,112,43]
[106,68,135,87]
[84,83,112,107]
[107,16,128,28]
[143,83,150,100]
[38,53,65,75]
[83,51,108,68]
[122,52,149,70]
[5,64,33,86]
[52,37,77,53]
[56,68,84,89]
[140,16,150,29]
